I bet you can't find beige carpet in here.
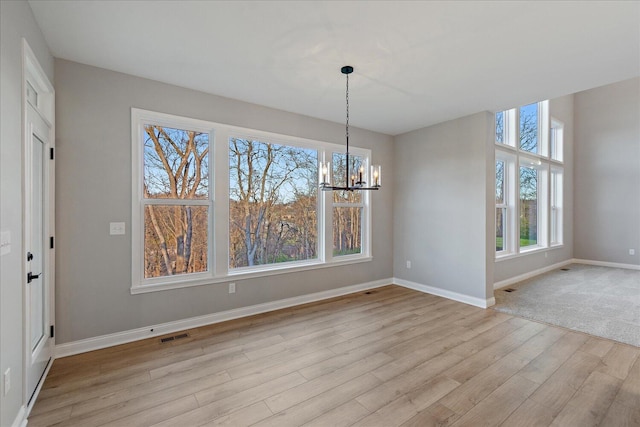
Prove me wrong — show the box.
[493,263,640,347]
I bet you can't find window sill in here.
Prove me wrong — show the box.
[495,244,564,262]
[130,256,373,294]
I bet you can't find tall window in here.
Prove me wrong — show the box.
[550,168,563,245]
[519,164,538,247]
[132,109,374,292]
[495,100,561,258]
[332,153,365,256]
[229,138,318,269]
[137,118,213,281]
[496,160,506,252]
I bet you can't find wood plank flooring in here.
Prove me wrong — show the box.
[29,286,640,426]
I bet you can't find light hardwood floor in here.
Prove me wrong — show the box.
[29,285,639,426]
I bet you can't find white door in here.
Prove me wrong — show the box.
[25,104,53,405]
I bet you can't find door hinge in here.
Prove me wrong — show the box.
[50,236,54,249]
[50,325,55,338]
[50,147,54,160]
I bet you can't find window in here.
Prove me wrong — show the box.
[132,109,373,292]
[133,111,213,285]
[495,111,505,144]
[550,119,564,162]
[519,164,539,248]
[496,151,516,254]
[495,100,559,258]
[229,138,318,269]
[496,160,506,252]
[332,153,366,257]
[519,103,539,154]
[550,168,563,245]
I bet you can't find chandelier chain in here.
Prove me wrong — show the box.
[345,72,349,149]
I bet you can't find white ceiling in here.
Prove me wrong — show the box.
[29,1,640,136]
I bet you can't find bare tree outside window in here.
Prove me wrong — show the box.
[519,103,539,153]
[332,153,363,256]
[143,125,209,278]
[495,111,505,144]
[229,138,318,268]
[519,166,538,247]
[496,161,505,251]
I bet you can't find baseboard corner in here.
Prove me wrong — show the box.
[493,259,573,290]
[393,277,494,309]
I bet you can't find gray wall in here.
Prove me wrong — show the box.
[393,112,495,302]
[574,78,640,265]
[54,59,394,344]
[0,1,54,425]
[494,95,575,283]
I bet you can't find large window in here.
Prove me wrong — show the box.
[495,101,562,258]
[132,109,373,292]
[229,138,318,269]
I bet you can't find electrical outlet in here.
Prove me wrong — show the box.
[406,260,411,269]
[228,283,236,294]
[630,249,636,256]
[4,368,10,396]
[109,222,126,235]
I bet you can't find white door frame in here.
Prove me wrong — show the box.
[22,38,55,413]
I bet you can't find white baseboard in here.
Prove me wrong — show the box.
[55,278,392,358]
[11,405,27,427]
[493,259,574,290]
[393,277,495,308]
[24,357,54,420]
[572,258,640,270]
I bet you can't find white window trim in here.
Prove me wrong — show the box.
[550,166,564,246]
[495,151,517,257]
[495,100,560,260]
[550,117,564,163]
[131,108,373,294]
[328,148,372,262]
[519,154,549,251]
[131,109,216,290]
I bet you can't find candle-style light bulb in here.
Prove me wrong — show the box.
[319,161,331,186]
[371,165,381,187]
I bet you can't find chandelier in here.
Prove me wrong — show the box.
[319,66,381,192]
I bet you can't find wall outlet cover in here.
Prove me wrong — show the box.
[109,222,126,235]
